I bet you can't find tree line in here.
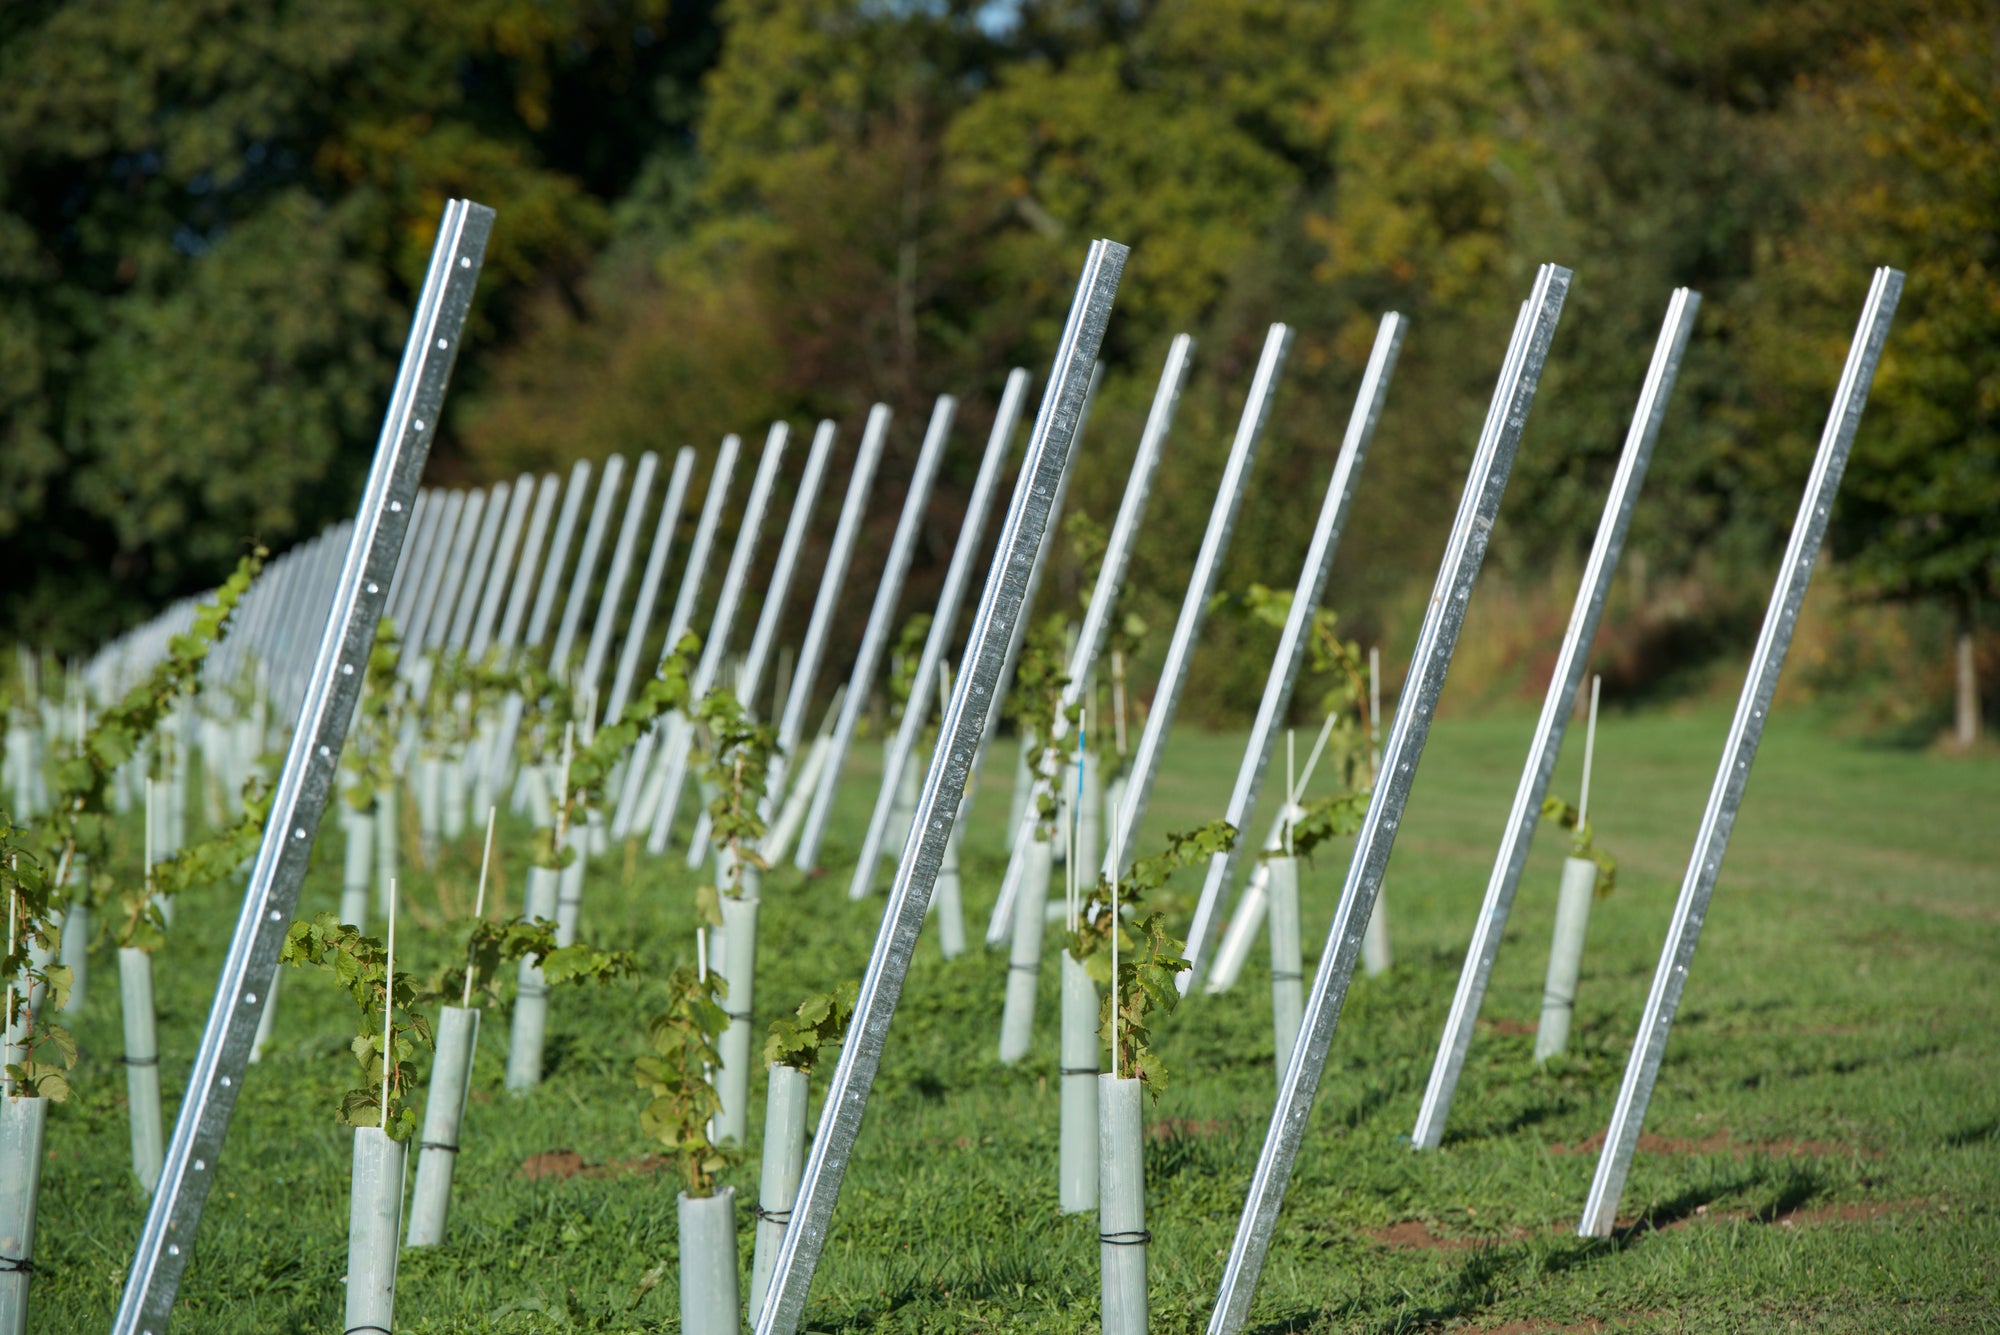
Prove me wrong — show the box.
[2,0,1990,737]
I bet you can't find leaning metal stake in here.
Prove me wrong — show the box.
[550,454,629,674]
[792,395,958,870]
[446,479,509,650]
[603,448,696,725]
[1206,263,1570,1335]
[1100,323,1288,884]
[606,437,739,841]
[739,419,838,714]
[1577,267,1902,1238]
[764,407,889,824]
[112,199,494,1335]
[847,369,1028,898]
[1411,287,1700,1150]
[578,450,661,702]
[984,335,1191,938]
[753,239,1127,1335]
[1181,312,1404,988]
[467,476,536,659]
[646,423,789,850]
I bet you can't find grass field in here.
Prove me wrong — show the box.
[25,705,2000,1332]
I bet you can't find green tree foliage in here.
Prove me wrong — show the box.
[0,0,721,651]
[885,612,933,726]
[22,0,1982,725]
[1743,0,1998,734]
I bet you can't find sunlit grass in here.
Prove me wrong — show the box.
[28,708,2000,1331]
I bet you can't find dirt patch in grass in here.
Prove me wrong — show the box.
[1768,1200,1913,1227]
[1366,1220,1505,1251]
[1370,1199,1924,1252]
[1485,1017,1539,1036]
[1550,1129,1879,1159]
[1882,894,2000,926]
[1147,1117,1229,1142]
[1616,1197,1927,1237]
[519,1149,671,1181]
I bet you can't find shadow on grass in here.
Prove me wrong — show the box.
[1750,1165,1827,1223]
[1943,1119,1999,1148]
[1609,1161,1827,1241]
[1244,1236,1617,1335]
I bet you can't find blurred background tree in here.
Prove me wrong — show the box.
[0,0,718,647]
[2,0,1988,740]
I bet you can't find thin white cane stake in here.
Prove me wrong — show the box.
[1063,781,1074,933]
[1071,708,1088,930]
[145,777,156,903]
[5,869,14,1098]
[463,806,499,1008]
[696,927,708,983]
[1111,648,1128,757]
[556,720,575,842]
[1368,646,1381,783]
[1066,811,1077,933]
[1286,729,1297,856]
[1110,804,1122,1079]
[1292,711,1338,807]
[1579,675,1602,831]
[381,878,397,1128]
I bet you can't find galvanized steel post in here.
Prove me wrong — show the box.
[847,372,1028,898]
[111,199,494,1335]
[752,241,1126,1335]
[792,397,957,871]
[1182,313,1405,988]
[1577,268,1902,1237]
[1101,324,1290,883]
[1411,288,1700,1150]
[1205,265,1570,1335]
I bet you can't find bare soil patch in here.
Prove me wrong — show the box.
[1549,1128,1878,1159]
[519,1149,671,1181]
[1148,1117,1229,1142]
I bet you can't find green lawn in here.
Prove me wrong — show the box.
[26,706,2000,1332]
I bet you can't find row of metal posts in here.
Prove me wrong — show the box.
[78,201,1904,1334]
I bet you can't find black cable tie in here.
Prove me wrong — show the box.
[752,1204,792,1224]
[723,1009,752,1022]
[0,1255,34,1275]
[1098,1229,1151,1247]
[419,1140,459,1155]
[119,1054,160,1067]
[1059,1066,1099,1076]
[346,1326,394,1334]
